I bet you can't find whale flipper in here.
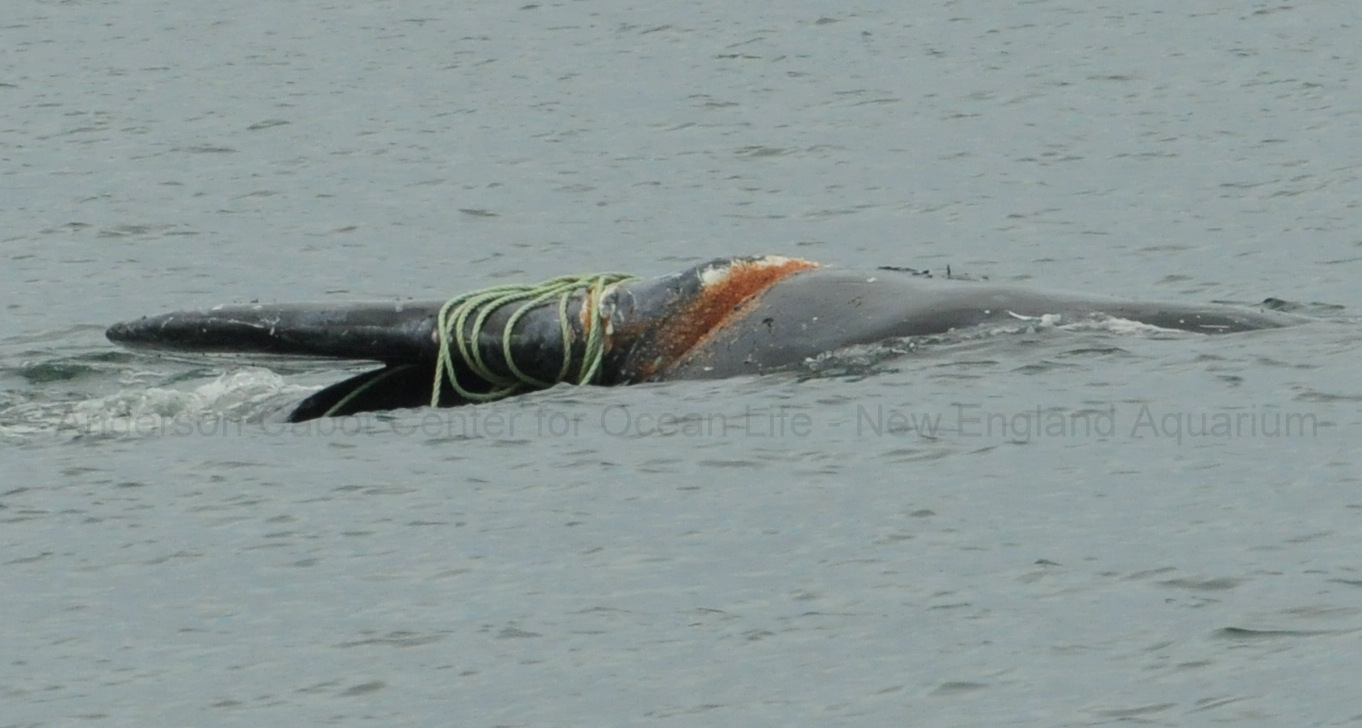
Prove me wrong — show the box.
[105,302,444,362]
[287,364,433,421]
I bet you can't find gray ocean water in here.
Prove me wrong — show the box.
[4,2,1362,726]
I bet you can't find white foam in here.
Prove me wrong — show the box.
[1057,313,1195,337]
[47,368,316,439]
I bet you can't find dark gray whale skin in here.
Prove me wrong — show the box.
[662,268,1308,379]
[105,259,1310,420]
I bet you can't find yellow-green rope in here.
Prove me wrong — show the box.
[432,272,636,406]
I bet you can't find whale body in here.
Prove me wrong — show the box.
[106,256,1309,420]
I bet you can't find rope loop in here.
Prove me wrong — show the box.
[432,273,635,406]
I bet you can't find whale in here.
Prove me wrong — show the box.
[105,256,1310,421]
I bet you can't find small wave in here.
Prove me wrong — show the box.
[799,338,918,380]
[1057,313,1199,338]
[797,313,1075,380]
[0,367,317,444]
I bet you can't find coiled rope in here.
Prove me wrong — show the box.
[431,272,636,406]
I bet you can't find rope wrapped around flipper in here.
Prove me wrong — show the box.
[432,272,636,406]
